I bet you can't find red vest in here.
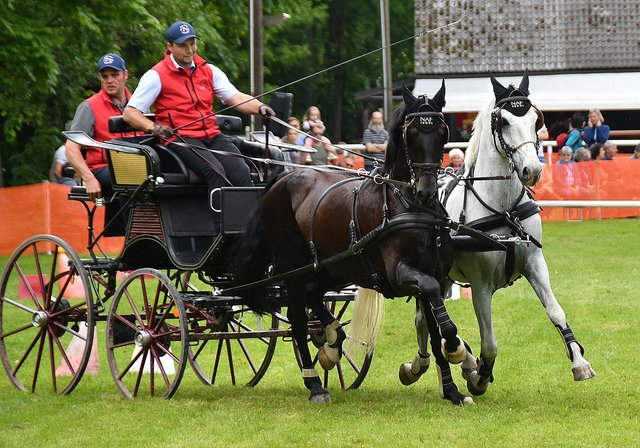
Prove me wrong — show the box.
[152,52,219,140]
[85,88,134,171]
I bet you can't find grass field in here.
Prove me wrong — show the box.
[1,219,639,447]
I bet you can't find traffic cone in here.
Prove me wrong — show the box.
[56,325,99,376]
[57,248,86,299]
[131,345,175,375]
[461,286,472,300]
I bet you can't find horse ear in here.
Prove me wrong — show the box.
[402,82,416,107]
[518,68,530,96]
[431,79,446,110]
[490,72,508,100]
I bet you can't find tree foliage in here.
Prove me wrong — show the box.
[0,0,413,186]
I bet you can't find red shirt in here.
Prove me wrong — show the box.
[152,52,220,140]
[85,88,134,171]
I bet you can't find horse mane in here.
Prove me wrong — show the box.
[463,97,496,171]
[383,102,407,172]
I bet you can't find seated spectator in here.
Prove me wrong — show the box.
[582,109,610,146]
[556,146,574,165]
[629,144,640,160]
[589,142,605,160]
[301,106,322,132]
[280,127,301,165]
[49,144,77,186]
[565,113,585,154]
[573,147,591,162]
[446,148,465,171]
[602,141,618,160]
[303,120,337,165]
[287,116,306,146]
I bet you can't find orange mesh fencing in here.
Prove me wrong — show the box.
[532,159,640,221]
[0,183,123,256]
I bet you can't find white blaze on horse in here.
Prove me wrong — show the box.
[400,71,595,398]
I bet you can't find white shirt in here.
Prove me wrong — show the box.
[127,54,239,113]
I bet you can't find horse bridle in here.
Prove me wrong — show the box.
[402,101,450,193]
[490,96,543,165]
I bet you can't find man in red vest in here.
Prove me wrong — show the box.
[65,53,133,201]
[123,21,275,198]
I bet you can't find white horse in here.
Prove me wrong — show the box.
[399,71,596,399]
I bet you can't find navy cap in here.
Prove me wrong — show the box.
[166,21,197,43]
[97,53,126,72]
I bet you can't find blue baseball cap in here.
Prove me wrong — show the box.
[97,53,126,72]
[166,21,197,43]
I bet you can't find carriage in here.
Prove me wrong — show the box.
[0,115,372,399]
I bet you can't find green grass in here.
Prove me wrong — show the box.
[1,219,639,447]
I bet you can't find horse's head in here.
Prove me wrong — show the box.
[385,81,448,206]
[489,70,544,187]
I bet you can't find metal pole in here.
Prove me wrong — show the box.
[250,0,264,131]
[380,0,393,122]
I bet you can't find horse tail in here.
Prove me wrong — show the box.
[344,287,385,357]
[232,200,279,315]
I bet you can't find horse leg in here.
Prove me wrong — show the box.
[399,299,432,385]
[467,284,497,396]
[421,296,473,406]
[442,278,477,380]
[287,285,331,403]
[524,253,596,381]
[306,281,346,371]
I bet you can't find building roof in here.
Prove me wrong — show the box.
[414,0,640,75]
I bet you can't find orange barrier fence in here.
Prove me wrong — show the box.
[0,183,123,256]
[532,159,640,221]
[1,161,639,256]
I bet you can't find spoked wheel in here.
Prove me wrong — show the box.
[0,235,94,395]
[174,271,279,387]
[106,268,188,399]
[294,290,374,390]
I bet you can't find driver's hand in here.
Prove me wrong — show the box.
[258,104,276,118]
[151,123,174,140]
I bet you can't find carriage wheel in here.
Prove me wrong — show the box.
[106,268,188,399]
[293,292,373,390]
[0,235,94,395]
[174,271,278,387]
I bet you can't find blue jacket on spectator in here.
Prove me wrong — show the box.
[582,124,610,145]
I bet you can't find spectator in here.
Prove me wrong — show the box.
[303,120,336,165]
[287,116,306,146]
[565,113,585,154]
[301,106,322,132]
[601,140,618,160]
[582,109,610,146]
[630,144,640,160]
[280,127,301,166]
[589,142,605,160]
[50,144,77,186]
[123,21,275,207]
[556,146,574,165]
[573,147,591,162]
[361,111,389,172]
[537,125,549,163]
[446,148,464,171]
[340,154,356,169]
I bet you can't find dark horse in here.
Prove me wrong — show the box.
[234,82,471,404]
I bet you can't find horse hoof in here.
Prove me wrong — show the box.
[318,344,338,371]
[441,338,466,364]
[309,392,331,404]
[572,363,596,381]
[467,370,490,396]
[399,363,420,386]
[461,367,474,381]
